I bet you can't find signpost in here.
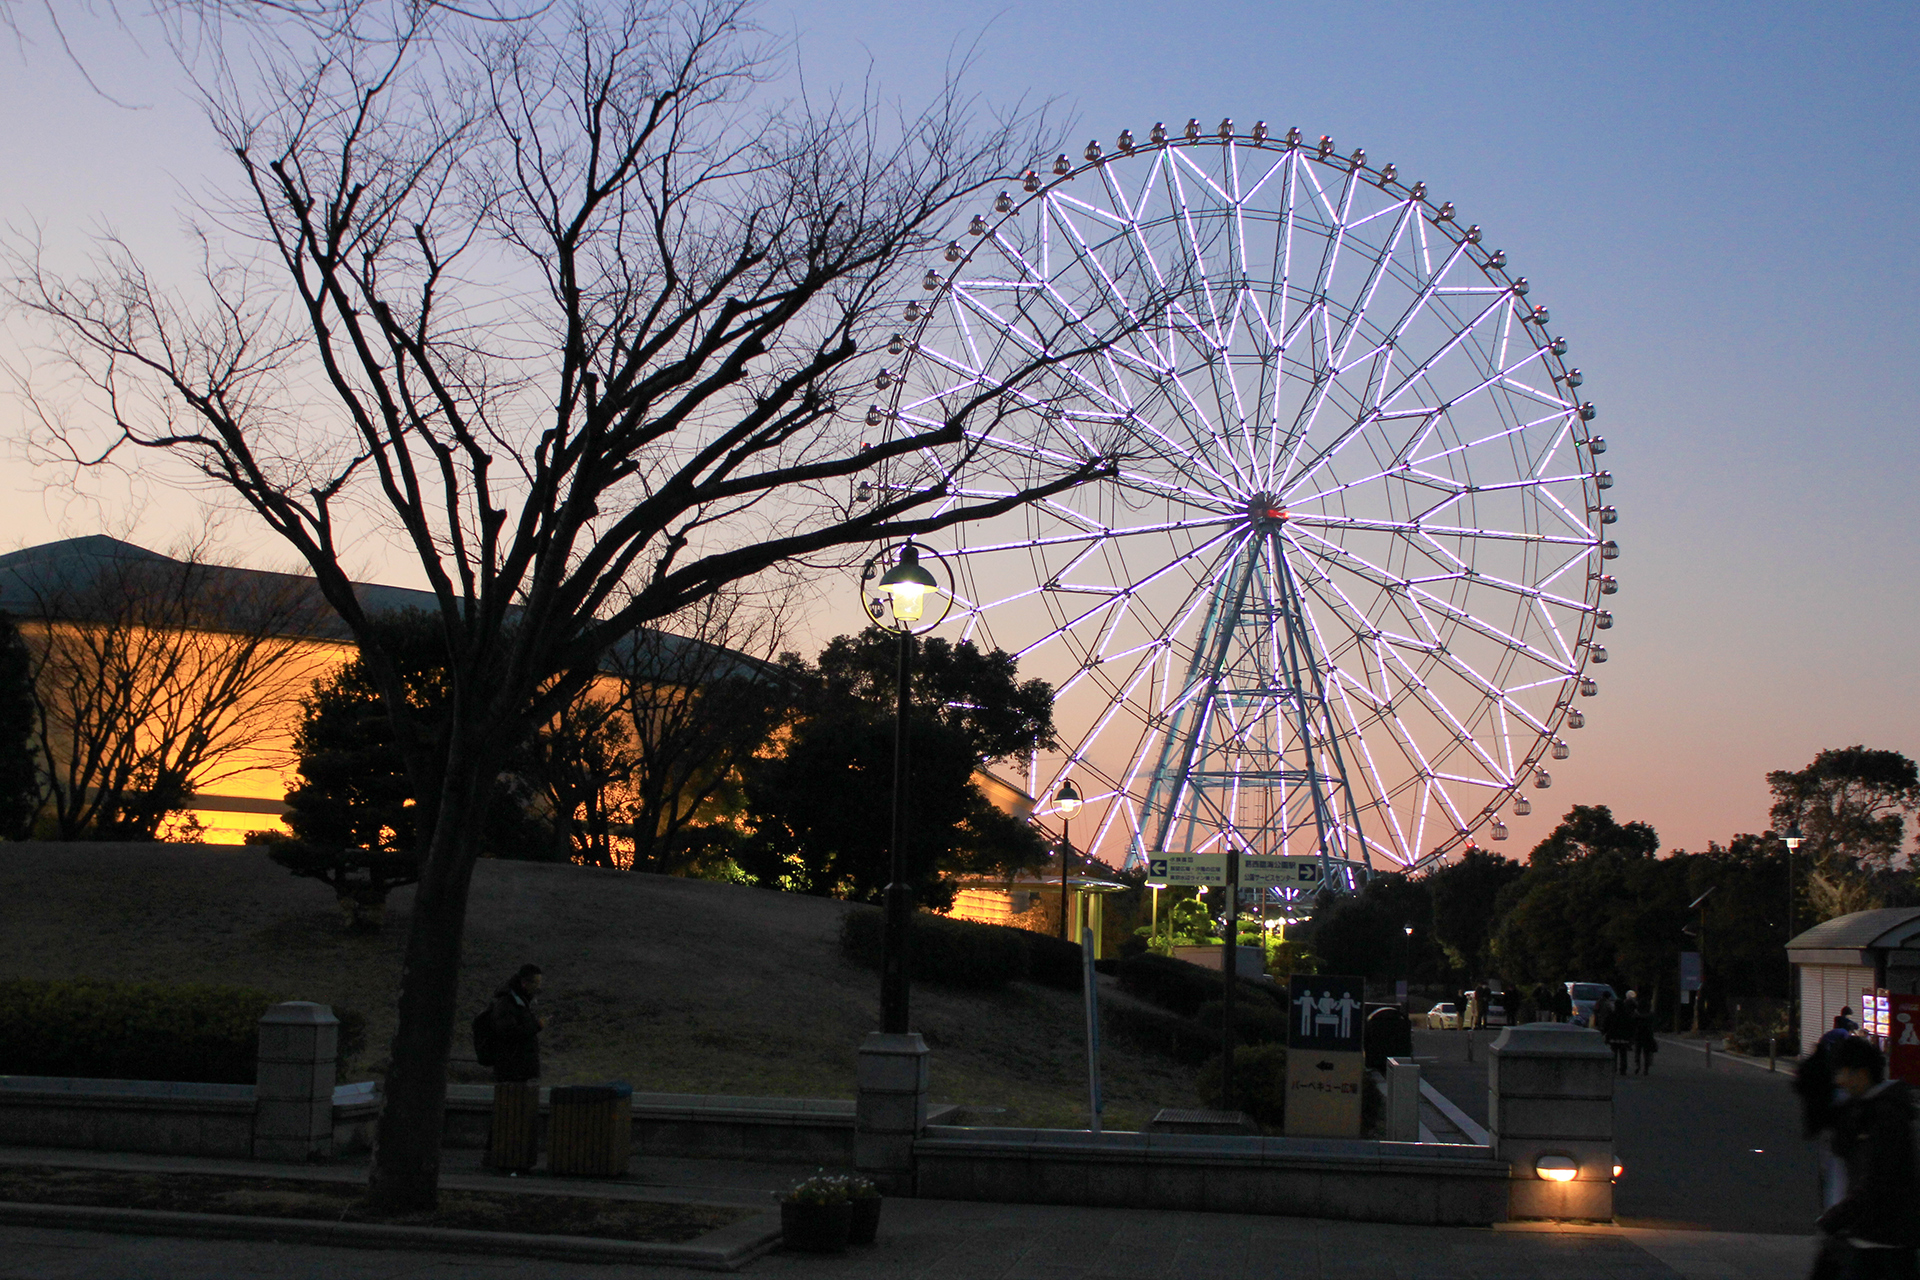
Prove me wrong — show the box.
[1284,973,1366,1137]
[1082,926,1104,1132]
[1146,853,1228,886]
[1678,952,1702,1002]
[1240,856,1326,889]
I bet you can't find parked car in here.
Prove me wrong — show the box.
[1426,1002,1462,1030]
[1566,982,1617,1027]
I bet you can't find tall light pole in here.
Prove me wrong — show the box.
[1056,780,1082,941]
[866,542,942,1035]
[1784,820,1803,1016]
[1403,924,1415,1011]
[1687,885,1716,1035]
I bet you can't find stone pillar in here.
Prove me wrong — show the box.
[1383,1056,1421,1142]
[855,1032,929,1194]
[253,1002,338,1162]
[1489,1024,1613,1220]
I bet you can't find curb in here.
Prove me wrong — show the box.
[0,1200,784,1271]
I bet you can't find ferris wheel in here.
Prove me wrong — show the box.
[872,119,1616,883]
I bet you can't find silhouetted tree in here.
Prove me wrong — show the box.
[1768,745,1919,919]
[9,543,317,840]
[0,614,37,838]
[1426,847,1524,977]
[10,0,1165,1208]
[739,628,1054,907]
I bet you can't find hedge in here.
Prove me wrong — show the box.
[838,908,1084,992]
[0,979,366,1085]
[1101,1000,1218,1064]
[1115,953,1285,1018]
[1196,1043,1288,1128]
[1192,998,1289,1046]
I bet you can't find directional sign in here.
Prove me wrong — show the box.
[1145,853,1228,886]
[1240,856,1326,889]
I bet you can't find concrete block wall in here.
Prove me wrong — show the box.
[1488,1024,1614,1220]
[913,1128,1511,1225]
[252,1002,338,1162]
[855,1032,930,1192]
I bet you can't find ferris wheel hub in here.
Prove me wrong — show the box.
[1247,494,1289,529]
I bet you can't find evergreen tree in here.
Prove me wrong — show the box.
[0,613,39,838]
[738,628,1055,908]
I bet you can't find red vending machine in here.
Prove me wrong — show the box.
[1888,992,1920,1086]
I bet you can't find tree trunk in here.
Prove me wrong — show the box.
[366,747,489,1213]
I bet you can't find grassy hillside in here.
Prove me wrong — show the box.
[0,843,1191,1129]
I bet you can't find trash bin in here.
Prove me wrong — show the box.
[547,1081,632,1177]
[487,1081,541,1171]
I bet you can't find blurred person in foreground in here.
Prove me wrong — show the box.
[1813,1036,1916,1279]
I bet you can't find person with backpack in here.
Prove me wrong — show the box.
[489,964,547,1083]
[478,963,546,1173]
[1816,1036,1917,1278]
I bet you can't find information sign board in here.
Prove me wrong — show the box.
[1283,973,1365,1137]
[1240,856,1326,888]
[1145,853,1228,886]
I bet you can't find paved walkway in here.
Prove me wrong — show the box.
[0,1202,1816,1279]
[0,1145,1814,1279]
[1411,1027,1816,1236]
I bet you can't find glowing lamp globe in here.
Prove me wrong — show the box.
[878,545,938,623]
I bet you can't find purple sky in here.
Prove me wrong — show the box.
[2,1,1915,857]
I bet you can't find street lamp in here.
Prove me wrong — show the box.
[860,541,951,1035]
[1055,780,1083,942]
[1783,820,1802,1014]
[1403,924,1415,1011]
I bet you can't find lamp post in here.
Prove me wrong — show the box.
[1055,780,1082,941]
[1687,885,1716,1035]
[1783,820,1802,1015]
[864,542,945,1035]
[1403,924,1415,1011]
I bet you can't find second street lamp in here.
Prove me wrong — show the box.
[863,542,949,1035]
[1783,820,1802,1012]
[1055,780,1083,941]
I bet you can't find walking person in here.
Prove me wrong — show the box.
[486,963,547,1173]
[1815,1037,1917,1278]
[1632,997,1659,1075]
[1590,988,1615,1035]
[1605,992,1636,1075]
[1553,982,1574,1024]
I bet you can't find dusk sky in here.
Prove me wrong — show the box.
[1,1,1915,857]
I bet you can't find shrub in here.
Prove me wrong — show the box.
[1102,1000,1218,1064]
[1116,953,1283,1018]
[1196,1043,1288,1128]
[0,979,366,1084]
[839,907,1029,989]
[1725,1013,1790,1057]
[1193,998,1289,1046]
[1026,931,1084,992]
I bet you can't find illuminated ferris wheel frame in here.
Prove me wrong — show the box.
[872,118,1619,882]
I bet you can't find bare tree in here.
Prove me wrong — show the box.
[613,585,791,872]
[6,543,322,839]
[9,0,1146,1209]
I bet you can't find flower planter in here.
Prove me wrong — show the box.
[780,1200,852,1253]
[848,1196,882,1244]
